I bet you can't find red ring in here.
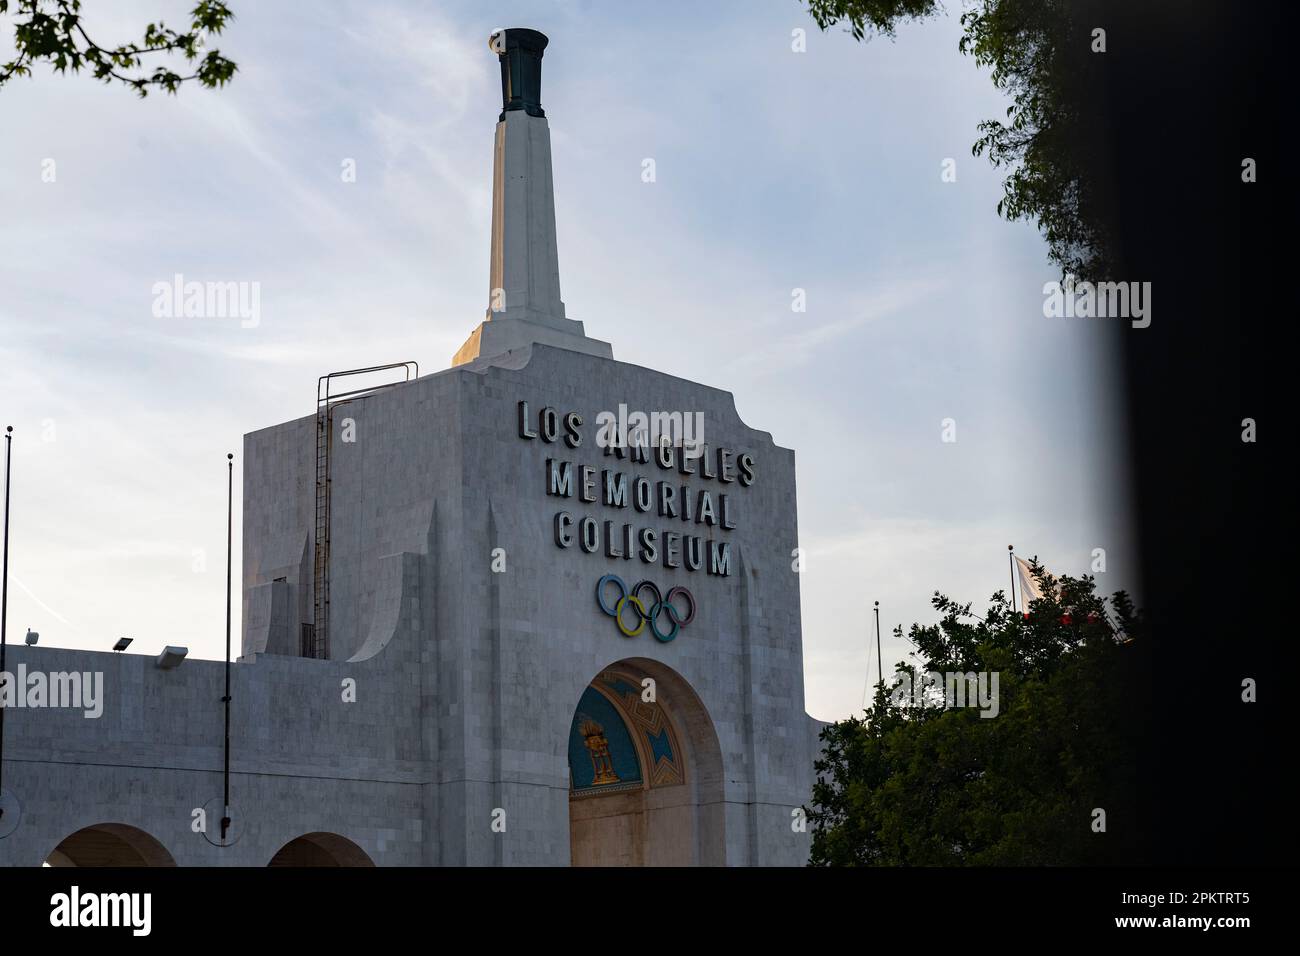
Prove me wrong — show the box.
[664,586,695,626]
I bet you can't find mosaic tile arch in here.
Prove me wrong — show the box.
[568,668,686,797]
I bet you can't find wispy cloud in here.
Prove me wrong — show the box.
[725,275,947,376]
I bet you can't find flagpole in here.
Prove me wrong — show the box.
[1008,544,1017,614]
[221,452,233,842]
[873,600,883,690]
[0,426,12,816]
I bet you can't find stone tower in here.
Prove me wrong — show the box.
[452,28,612,367]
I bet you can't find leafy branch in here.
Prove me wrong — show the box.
[1,0,237,96]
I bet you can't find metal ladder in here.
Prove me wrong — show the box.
[310,361,418,659]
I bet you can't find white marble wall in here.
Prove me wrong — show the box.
[0,343,821,867]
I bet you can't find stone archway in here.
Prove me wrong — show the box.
[568,658,725,866]
[44,823,176,867]
[267,832,375,867]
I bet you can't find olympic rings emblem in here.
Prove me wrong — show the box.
[596,574,696,643]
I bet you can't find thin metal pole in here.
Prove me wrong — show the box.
[1008,544,1017,615]
[873,600,883,690]
[0,426,11,813]
[221,452,233,841]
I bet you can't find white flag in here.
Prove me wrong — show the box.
[1014,555,1054,614]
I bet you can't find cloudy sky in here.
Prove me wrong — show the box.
[0,0,1135,721]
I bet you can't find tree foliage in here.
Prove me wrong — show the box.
[806,559,1142,865]
[804,0,1112,280]
[0,0,236,97]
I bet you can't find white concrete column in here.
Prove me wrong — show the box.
[452,28,612,368]
[488,109,566,326]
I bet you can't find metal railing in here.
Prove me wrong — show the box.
[310,361,418,659]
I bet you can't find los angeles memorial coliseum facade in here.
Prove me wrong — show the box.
[0,29,824,867]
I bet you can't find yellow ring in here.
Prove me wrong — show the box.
[615,595,646,637]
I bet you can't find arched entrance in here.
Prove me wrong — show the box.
[44,824,176,867]
[267,832,375,866]
[568,658,725,866]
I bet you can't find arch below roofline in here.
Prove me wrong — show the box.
[267,831,375,867]
[568,656,726,866]
[44,823,177,867]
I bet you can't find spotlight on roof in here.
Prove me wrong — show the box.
[24,628,39,646]
[112,637,132,652]
[156,646,188,670]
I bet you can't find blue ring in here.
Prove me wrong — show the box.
[596,574,627,617]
